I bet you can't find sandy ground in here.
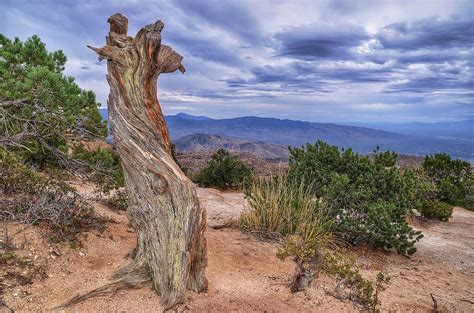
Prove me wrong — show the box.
[1,187,473,312]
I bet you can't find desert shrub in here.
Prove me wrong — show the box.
[0,34,106,168]
[423,153,473,209]
[404,168,439,211]
[419,201,453,221]
[241,173,336,291]
[0,148,43,194]
[0,149,107,242]
[241,174,390,310]
[195,149,253,190]
[324,251,390,312]
[288,141,424,256]
[276,234,331,293]
[373,148,397,167]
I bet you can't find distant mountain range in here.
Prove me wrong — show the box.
[99,109,474,161]
[174,133,289,160]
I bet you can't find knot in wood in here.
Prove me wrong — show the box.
[153,172,169,194]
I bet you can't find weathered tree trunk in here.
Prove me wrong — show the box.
[86,13,207,309]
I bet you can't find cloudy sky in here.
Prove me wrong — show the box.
[1,0,473,122]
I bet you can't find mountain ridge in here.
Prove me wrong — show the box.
[99,109,473,161]
[174,133,289,160]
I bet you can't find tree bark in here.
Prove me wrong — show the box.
[88,13,207,309]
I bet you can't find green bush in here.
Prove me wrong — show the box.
[373,148,397,167]
[423,153,473,209]
[0,35,112,243]
[195,149,253,190]
[419,201,453,221]
[0,148,43,194]
[0,34,106,167]
[288,141,424,256]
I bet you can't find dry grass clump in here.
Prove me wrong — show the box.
[240,173,333,240]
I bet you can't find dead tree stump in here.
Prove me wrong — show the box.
[86,13,207,309]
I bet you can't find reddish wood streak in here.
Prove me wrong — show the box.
[119,76,125,88]
[143,79,172,154]
[148,45,153,60]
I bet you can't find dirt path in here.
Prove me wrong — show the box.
[413,207,474,273]
[2,188,473,312]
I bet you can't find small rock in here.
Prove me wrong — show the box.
[79,251,86,257]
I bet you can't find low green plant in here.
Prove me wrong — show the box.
[0,148,43,194]
[288,141,424,255]
[276,234,330,292]
[0,252,16,264]
[423,153,473,209]
[419,201,453,221]
[324,251,390,312]
[195,149,253,190]
[373,148,397,167]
